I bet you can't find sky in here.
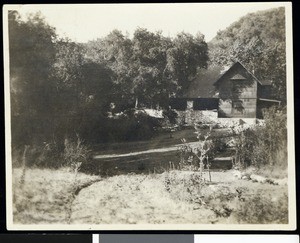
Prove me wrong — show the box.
[11,3,286,43]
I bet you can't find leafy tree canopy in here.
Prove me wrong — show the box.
[209,7,286,101]
[84,28,208,108]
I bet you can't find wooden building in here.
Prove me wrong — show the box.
[170,61,280,121]
[214,61,280,119]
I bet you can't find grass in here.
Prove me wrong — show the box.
[92,127,230,155]
[12,168,288,225]
[82,150,180,176]
[12,168,100,224]
[85,127,233,176]
[244,165,288,180]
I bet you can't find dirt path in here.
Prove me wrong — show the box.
[93,141,199,159]
[69,170,288,224]
[70,172,215,224]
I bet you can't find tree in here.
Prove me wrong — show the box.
[131,28,174,108]
[166,32,208,95]
[9,11,58,145]
[209,7,286,101]
[84,30,135,111]
[84,28,209,110]
[50,39,86,115]
[9,11,114,145]
[51,39,115,141]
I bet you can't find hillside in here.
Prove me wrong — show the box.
[210,8,285,47]
[185,7,286,99]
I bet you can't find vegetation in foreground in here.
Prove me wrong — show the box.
[13,168,288,225]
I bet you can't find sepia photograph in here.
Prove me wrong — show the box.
[4,3,295,230]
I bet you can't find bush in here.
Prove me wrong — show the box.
[163,171,205,204]
[163,109,178,125]
[235,191,288,224]
[11,134,92,170]
[12,141,63,168]
[247,107,287,168]
[230,106,287,170]
[207,137,230,159]
[63,135,91,170]
[95,110,161,142]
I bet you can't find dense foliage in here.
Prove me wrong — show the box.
[9,11,208,152]
[84,29,208,108]
[209,7,286,101]
[228,106,287,172]
[9,11,58,145]
[246,107,287,169]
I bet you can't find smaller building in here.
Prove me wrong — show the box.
[214,61,280,119]
[170,61,280,124]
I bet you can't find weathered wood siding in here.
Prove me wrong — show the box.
[216,63,258,118]
[218,98,257,118]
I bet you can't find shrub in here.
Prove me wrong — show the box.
[229,106,287,170]
[178,138,198,171]
[251,107,287,168]
[63,135,91,170]
[11,141,63,168]
[11,134,91,170]
[163,108,178,125]
[163,171,205,204]
[99,110,161,142]
[258,106,287,167]
[179,125,213,173]
[207,137,230,160]
[235,191,288,224]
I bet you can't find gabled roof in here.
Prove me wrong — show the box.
[213,61,262,86]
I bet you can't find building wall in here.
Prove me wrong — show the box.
[216,64,258,118]
[171,63,267,121]
[217,66,257,99]
[218,98,257,118]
